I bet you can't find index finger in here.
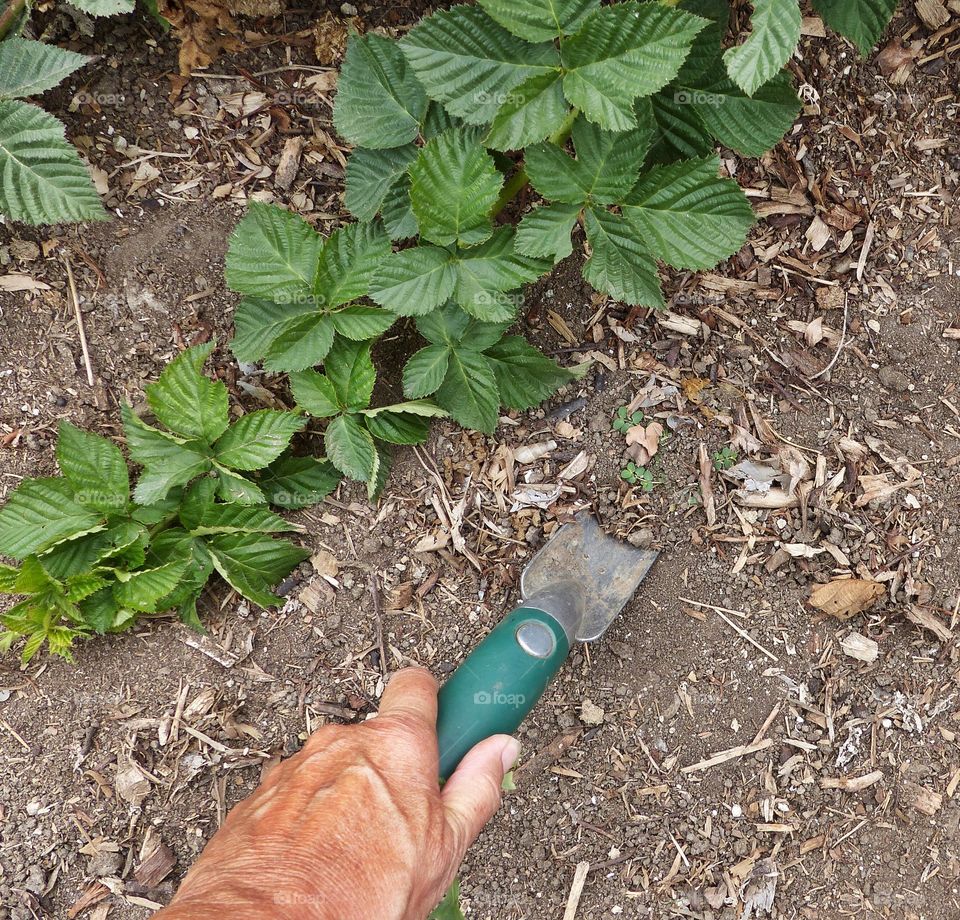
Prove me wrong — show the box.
[377,667,439,731]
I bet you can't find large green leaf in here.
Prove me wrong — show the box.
[560,2,707,130]
[324,338,376,410]
[0,478,103,559]
[325,415,377,481]
[484,336,573,410]
[723,0,800,96]
[484,72,569,151]
[622,155,754,269]
[812,0,898,54]
[231,298,314,364]
[114,560,190,613]
[0,100,104,224]
[213,411,305,471]
[344,144,418,221]
[207,533,309,608]
[516,202,581,262]
[258,455,342,509]
[313,221,391,309]
[0,38,90,100]
[364,411,433,445]
[676,0,729,84]
[262,312,336,372]
[68,0,135,14]
[333,33,427,148]
[187,503,294,536]
[640,93,715,163]
[400,5,559,125]
[56,422,129,512]
[437,349,500,433]
[452,228,551,320]
[367,443,393,501]
[370,245,457,316]
[686,68,800,156]
[582,207,664,307]
[289,370,341,417]
[145,342,229,443]
[225,202,323,303]
[409,129,503,248]
[403,345,451,398]
[213,464,266,505]
[524,117,650,204]
[330,306,396,341]
[416,303,473,347]
[381,175,418,240]
[477,0,596,41]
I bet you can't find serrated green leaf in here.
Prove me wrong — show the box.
[437,350,500,433]
[179,477,218,531]
[145,342,229,443]
[676,0,729,84]
[213,410,305,471]
[56,421,129,512]
[213,464,267,505]
[122,406,211,504]
[0,564,19,592]
[516,202,581,262]
[344,144,418,221]
[325,414,378,481]
[409,129,503,248]
[582,207,664,307]
[289,370,341,417]
[525,117,651,205]
[400,5,559,125]
[723,0,800,96]
[314,221,391,309]
[367,443,392,501]
[560,3,707,130]
[415,303,472,347]
[262,313,336,372]
[14,556,57,594]
[333,32,427,148]
[477,0,596,41]
[403,345,451,398]
[331,305,396,340]
[452,228,551,320]
[69,0,135,14]
[484,71,569,151]
[231,297,314,364]
[381,174,419,240]
[370,245,457,316]
[65,571,108,603]
[459,318,513,350]
[188,503,294,536]
[114,559,190,612]
[21,631,46,664]
[421,101,460,140]
[324,338,376,410]
[640,93,715,163]
[363,411,433,445]
[812,0,897,54]
[622,155,754,269]
[363,400,448,419]
[429,880,465,920]
[258,455,342,509]
[0,38,91,100]
[0,478,104,559]
[78,587,118,634]
[484,335,573,409]
[686,68,799,156]
[0,100,104,224]
[225,202,323,303]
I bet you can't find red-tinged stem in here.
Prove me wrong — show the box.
[0,0,27,42]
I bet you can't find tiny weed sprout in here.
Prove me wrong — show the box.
[712,446,739,470]
[613,405,645,434]
[0,343,338,662]
[620,462,655,492]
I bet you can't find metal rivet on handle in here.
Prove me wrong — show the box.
[515,620,556,659]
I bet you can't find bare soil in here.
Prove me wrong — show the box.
[1,3,959,920]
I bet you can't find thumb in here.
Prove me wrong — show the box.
[440,734,519,859]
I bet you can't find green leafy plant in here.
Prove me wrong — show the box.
[0,343,340,661]
[621,461,655,491]
[226,0,900,495]
[613,405,645,434]
[712,445,738,470]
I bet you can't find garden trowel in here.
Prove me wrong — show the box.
[436,512,658,779]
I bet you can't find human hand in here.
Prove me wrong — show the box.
[155,667,519,920]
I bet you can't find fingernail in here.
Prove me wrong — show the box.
[500,737,521,773]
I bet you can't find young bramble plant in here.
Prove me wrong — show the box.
[712,445,738,470]
[0,343,340,662]
[613,405,645,435]
[621,461,655,492]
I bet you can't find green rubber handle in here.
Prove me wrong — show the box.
[436,607,570,781]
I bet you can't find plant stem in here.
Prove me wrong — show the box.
[0,0,27,42]
[492,107,580,218]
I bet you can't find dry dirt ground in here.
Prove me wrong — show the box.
[1,3,959,919]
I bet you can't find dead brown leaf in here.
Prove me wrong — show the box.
[625,421,663,465]
[809,578,885,619]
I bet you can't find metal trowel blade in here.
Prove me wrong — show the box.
[520,512,658,642]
